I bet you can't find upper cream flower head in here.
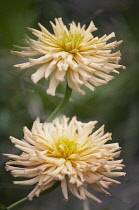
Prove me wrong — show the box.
[5,116,125,203]
[12,18,125,96]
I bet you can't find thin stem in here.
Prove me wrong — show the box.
[47,84,72,122]
[83,198,90,210]
[7,181,60,210]
[7,197,27,210]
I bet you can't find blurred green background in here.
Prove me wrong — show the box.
[0,0,139,209]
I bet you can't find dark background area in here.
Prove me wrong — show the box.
[0,0,139,209]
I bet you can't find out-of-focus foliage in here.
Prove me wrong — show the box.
[0,0,139,209]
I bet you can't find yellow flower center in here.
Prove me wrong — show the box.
[54,136,78,159]
[57,31,84,53]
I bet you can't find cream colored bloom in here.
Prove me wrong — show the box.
[5,116,125,203]
[12,18,125,96]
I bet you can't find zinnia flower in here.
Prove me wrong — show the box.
[5,116,125,203]
[12,18,125,96]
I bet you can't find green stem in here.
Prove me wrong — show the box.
[47,84,72,122]
[7,181,60,210]
[7,197,27,210]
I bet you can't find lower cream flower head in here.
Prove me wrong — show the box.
[12,18,125,96]
[5,116,125,203]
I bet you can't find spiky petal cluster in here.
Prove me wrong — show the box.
[12,18,125,96]
[5,116,125,203]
